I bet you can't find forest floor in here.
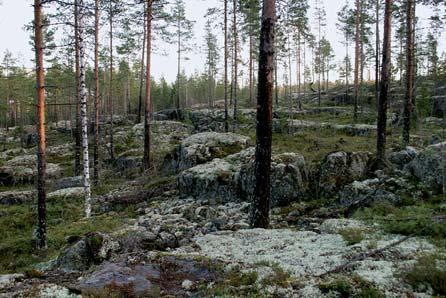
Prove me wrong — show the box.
[0,98,446,297]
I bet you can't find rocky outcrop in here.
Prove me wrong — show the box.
[178,148,308,207]
[163,132,251,174]
[0,155,62,186]
[189,109,256,132]
[406,142,446,194]
[317,151,371,198]
[273,119,376,136]
[55,232,119,273]
[48,187,84,199]
[388,146,417,169]
[54,176,82,190]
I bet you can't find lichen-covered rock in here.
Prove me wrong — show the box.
[318,151,371,198]
[116,149,143,171]
[178,148,308,207]
[388,146,417,169]
[239,152,308,207]
[47,187,84,199]
[406,142,446,194]
[0,154,62,186]
[189,109,256,132]
[338,179,399,211]
[55,232,120,273]
[0,190,35,205]
[163,132,251,174]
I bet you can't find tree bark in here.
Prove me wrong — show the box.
[250,0,275,229]
[137,4,146,124]
[402,0,414,147]
[143,0,152,171]
[109,0,115,161]
[93,0,100,186]
[74,0,82,176]
[78,0,92,218]
[376,0,393,163]
[176,13,181,110]
[353,0,361,122]
[233,0,238,131]
[34,0,47,250]
[375,0,380,109]
[224,0,229,132]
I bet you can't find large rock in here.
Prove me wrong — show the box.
[163,132,251,173]
[0,190,35,205]
[317,151,371,198]
[178,148,308,207]
[47,187,84,199]
[55,232,119,273]
[406,142,446,194]
[54,176,82,190]
[431,95,446,117]
[0,155,62,186]
[388,146,417,169]
[240,152,308,206]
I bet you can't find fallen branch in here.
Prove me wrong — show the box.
[317,234,413,278]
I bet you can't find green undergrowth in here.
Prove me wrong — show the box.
[0,194,135,274]
[353,196,446,247]
[318,275,384,298]
[401,253,446,296]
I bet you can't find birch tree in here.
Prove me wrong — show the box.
[78,0,92,218]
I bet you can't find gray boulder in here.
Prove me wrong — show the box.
[163,132,251,173]
[178,148,308,207]
[406,142,446,194]
[54,176,82,190]
[339,179,399,212]
[388,146,418,169]
[55,232,119,273]
[318,151,371,198]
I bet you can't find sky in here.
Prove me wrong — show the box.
[0,0,444,83]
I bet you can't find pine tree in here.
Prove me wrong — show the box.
[376,0,392,167]
[34,0,47,250]
[93,0,100,186]
[167,0,194,111]
[143,0,153,171]
[250,0,276,229]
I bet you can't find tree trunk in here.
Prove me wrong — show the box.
[249,28,253,105]
[93,0,100,186]
[250,0,275,229]
[233,0,238,131]
[224,0,229,132]
[353,0,361,122]
[78,0,92,218]
[34,0,47,250]
[109,0,115,161]
[176,14,181,110]
[74,0,82,176]
[375,0,380,109]
[143,0,152,170]
[402,0,414,147]
[376,0,393,164]
[137,4,146,124]
[297,31,301,110]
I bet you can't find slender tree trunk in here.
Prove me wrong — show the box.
[109,1,114,161]
[375,0,380,109]
[249,29,253,105]
[318,14,321,106]
[78,0,92,218]
[137,5,146,124]
[402,0,414,147]
[274,53,278,106]
[93,0,100,186]
[250,0,275,229]
[376,0,393,164]
[297,31,301,109]
[34,0,47,250]
[224,0,229,132]
[176,16,181,110]
[233,0,238,131]
[353,0,361,121]
[143,0,152,170]
[74,0,82,176]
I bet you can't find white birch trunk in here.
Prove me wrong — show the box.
[78,0,92,218]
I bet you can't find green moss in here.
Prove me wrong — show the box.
[319,275,384,298]
[319,276,353,297]
[260,264,291,288]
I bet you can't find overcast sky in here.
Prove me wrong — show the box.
[0,0,444,83]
